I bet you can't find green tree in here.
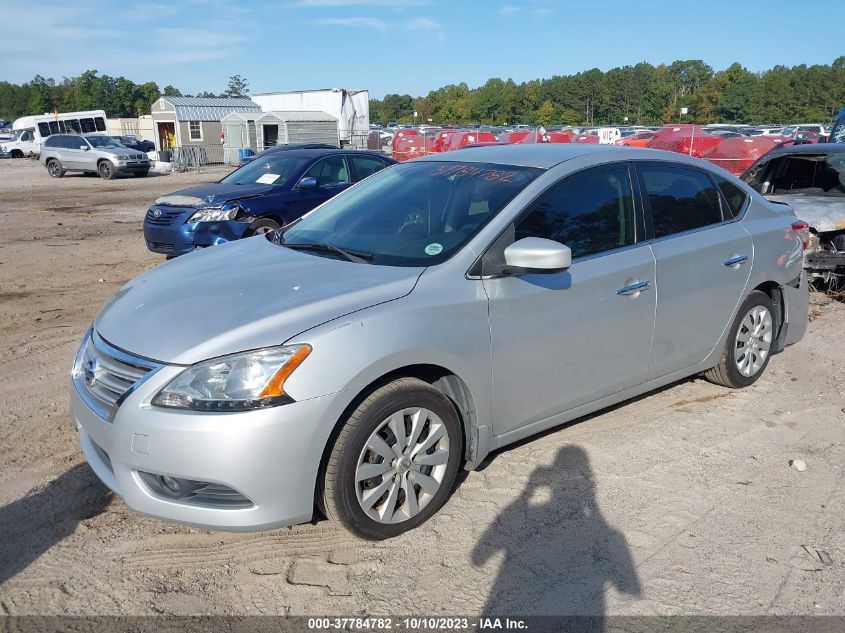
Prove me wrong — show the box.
[223,75,249,98]
[536,100,556,126]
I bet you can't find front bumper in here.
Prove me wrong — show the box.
[114,160,150,174]
[70,358,344,531]
[143,205,250,256]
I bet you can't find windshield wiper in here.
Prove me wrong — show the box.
[282,242,373,264]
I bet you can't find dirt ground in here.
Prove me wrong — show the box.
[0,158,843,617]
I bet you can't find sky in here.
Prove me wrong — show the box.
[2,0,843,99]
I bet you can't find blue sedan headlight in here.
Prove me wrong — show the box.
[188,202,241,223]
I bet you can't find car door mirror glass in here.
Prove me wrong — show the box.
[503,237,572,274]
[298,176,318,190]
[80,145,89,151]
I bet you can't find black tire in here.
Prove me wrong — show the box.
[704,290,775,388]
[98,161,116,180]
[320,377,463,540]
[46,159,65,178]
[133,170,149,178]
[10,150,23,159]
[244,218,281,237]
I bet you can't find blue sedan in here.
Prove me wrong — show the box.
[143,149,395,257]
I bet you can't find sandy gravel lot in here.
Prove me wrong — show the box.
[0,158,843,617]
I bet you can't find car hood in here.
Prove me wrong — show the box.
[154,183,275,208]
[94,237,425,365]
[765,194,845,233]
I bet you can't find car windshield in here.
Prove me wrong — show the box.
[275,161,542,266]
[220,154,310,187]
[86,135,122,148]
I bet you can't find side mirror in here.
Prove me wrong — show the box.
[503,237,571,274]
[297,176,318,190]
[80,145,89,151]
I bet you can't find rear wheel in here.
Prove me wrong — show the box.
[98,161,116,180]
[320,378,463,540]
[245,218,281,236]
[47,159,65,178]
[704,290,775,388]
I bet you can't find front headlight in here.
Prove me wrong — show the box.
[187,202,241,223]
[152,344,311,411]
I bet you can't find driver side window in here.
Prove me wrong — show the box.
[514,165,637,259]
[304,156,351,187]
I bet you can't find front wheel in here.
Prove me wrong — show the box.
[704,290,775,388]
[320,378,463,540]
[47,159,65,178]
[98,161,116,180]
[245,218,281,237]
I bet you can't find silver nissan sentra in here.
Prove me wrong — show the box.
[70,144,809,539]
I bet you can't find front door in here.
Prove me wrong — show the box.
[637,163,753,378]
[484,164,656,437]
[157,122,175,150]
[290,155,353,217]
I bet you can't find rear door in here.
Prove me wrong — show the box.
[638,163,753,379]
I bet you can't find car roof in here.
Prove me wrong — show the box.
[764,142,845,157]
[259,148,392,160]
[413,143,704,169]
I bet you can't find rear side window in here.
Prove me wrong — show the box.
[515,165,636,259]
[351,155,390,180]
[640,165,723,238]
[94,117,106,132]
[713,175,749,217]
[80,118,96,133]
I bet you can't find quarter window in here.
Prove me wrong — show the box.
[515,166,636,259]
[713,175,749,217]
[94,117,106,132]
[189,121,202,141]
[640,165,723,238]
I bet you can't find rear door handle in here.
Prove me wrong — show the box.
[617,280,653,296]
[724,255,749,268]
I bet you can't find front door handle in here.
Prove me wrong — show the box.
[617,279,653,297]
[724,255,749,268]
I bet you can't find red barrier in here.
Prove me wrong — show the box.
[701,136,778,175]
[646,124,723,157]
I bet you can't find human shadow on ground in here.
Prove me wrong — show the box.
[0,462,111,584]
[472,445,640,629]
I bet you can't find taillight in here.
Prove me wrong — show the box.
[791,220,810,250]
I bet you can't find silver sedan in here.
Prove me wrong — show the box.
[70,144,809,539]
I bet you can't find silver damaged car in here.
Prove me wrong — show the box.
[70,145,809,539]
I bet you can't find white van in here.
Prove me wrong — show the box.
[1,110,108,158]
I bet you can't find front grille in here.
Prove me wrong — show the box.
[145,207,186,226]
[73,331,161,421]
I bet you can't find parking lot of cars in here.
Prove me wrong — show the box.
[1,151,844,616]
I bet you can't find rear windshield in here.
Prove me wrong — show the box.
[744,153,845,196]
[276,161,542,266]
